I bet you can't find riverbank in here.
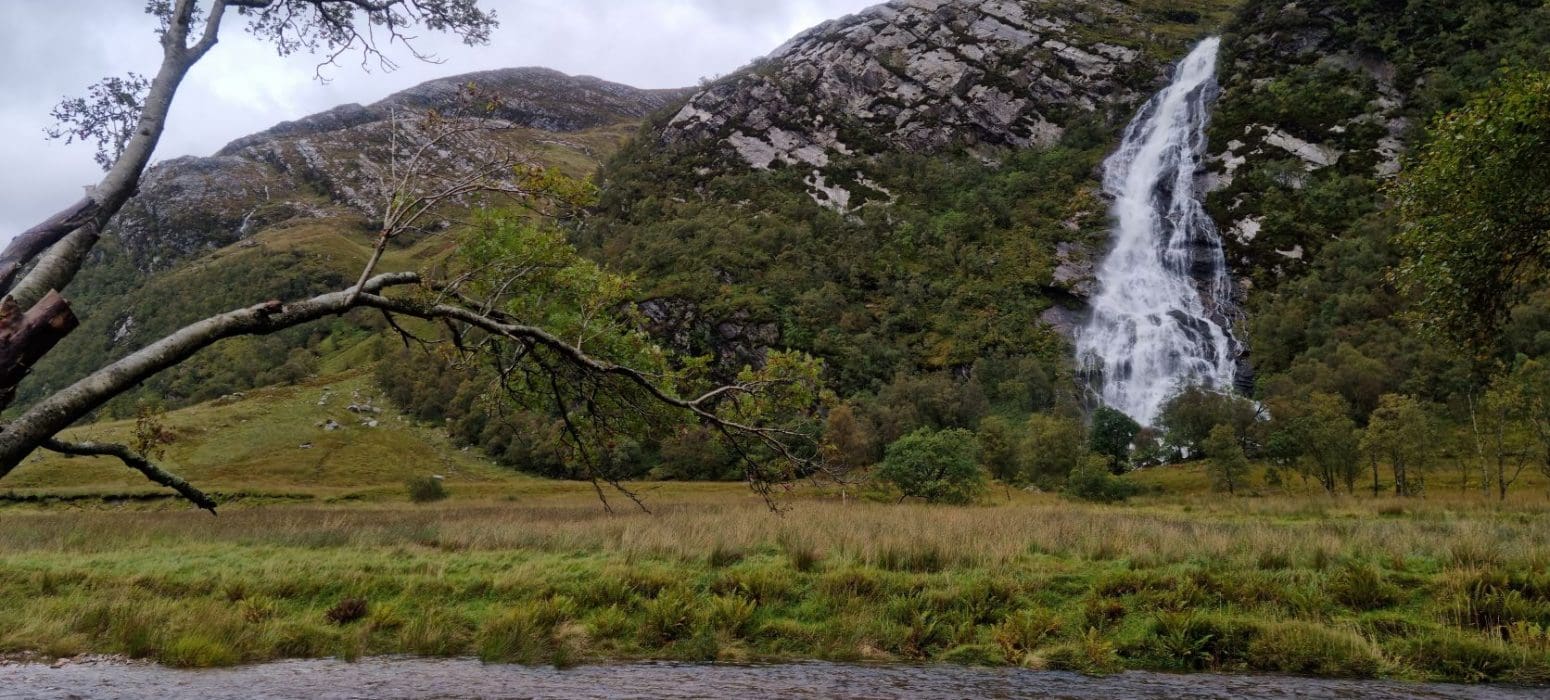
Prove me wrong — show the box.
[3,483,1549,685]
[2,657,1544,700]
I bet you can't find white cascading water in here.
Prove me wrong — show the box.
[1076,37,1240,426]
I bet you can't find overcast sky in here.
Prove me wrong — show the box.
[0,0,877,239]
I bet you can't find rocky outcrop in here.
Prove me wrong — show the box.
[658,0,1174,212]
[107,69,688,271]
[218,68,689,155]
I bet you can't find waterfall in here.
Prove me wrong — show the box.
[1076,37,1241,427]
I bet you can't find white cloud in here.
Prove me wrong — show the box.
[0,0,877,239]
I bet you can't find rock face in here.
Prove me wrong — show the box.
[658,0,1165,212]
[107,69,690,271]
[217,68,686,155]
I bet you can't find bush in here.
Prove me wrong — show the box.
[1401,631,1526,683]
[1246,621,1383,678]
[1203,424,1249,494]
[161,634,240,668]
[1065,457,1139,503]
[1043,628,1122,675]
[1022,413,1088,486]
[405,476,448,503]
[324,597,369,625]
[993,609,1063,663]
[638,589,697,645]
[876,428,986,504]
[1089,406,1141,471]
[1326,563,1398,611]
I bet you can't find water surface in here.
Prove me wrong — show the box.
[1,658,1540,699]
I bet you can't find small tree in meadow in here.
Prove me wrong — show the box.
[1360,394,1433,496]
[877,429,986,504]
[1021,413,1088,486]
[1089,406,1141,473]
[1203,424,1249,495]
[821,403,879,474]
[1065,456,1139,503]
[976,415,1022,483]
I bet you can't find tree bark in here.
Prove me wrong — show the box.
[0,291,78,406]
[0,198,99,296]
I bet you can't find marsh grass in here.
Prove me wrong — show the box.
[2,485,1550,683]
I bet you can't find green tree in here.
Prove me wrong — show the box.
[821,403,878,474]
[1272,392,1361,494]
[876,429,986,505]
[1203,424,1249,495]
[1065,455,1139,503]
[1089,406,1141,473]
[1470,377,1536,501]
[1157,387,1259,456]
[874,372,990,445]
[1395,70,1550,348]
[976,415,1022,483]
[1021,413,1088,487]
[1360,394,1433,496]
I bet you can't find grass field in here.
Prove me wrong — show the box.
[4,382,1550,683]
[3,487,1550,681]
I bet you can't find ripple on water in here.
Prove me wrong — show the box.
[0,659,1543,700]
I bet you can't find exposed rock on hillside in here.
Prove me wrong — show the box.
[108,69,688,271]
[585,0,1232,384]
[218,68,686,155]
[659,0,1186,212]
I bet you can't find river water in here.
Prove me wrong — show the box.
[0,658,1540,699]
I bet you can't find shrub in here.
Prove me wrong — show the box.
[994,609,1063,662]
[1139,613,1257,671]
[1022,413,1088,485]
[1246,622,1383,678]
[1400,631,1525,683]
[324,597,369,625]
[161,634,239,668]
[705,595,758,636]
[405,476,448,503]
[876,428,986,504]
[1089,406,1141,471]
[1065,457,1139,503]
[477,598,576,664]
[1327,563,1398,611]
[1043,628,1121,675]
[638,589,697,645]
[712,563,796,604]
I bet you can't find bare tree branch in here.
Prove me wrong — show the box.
[41,438,218,514]
[0,272,419,476]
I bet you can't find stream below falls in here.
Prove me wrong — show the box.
[1,658,1542,699]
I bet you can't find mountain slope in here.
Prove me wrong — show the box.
[581,0,1239,396]
[1200,0,1550,414]
[21,70,680,414]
